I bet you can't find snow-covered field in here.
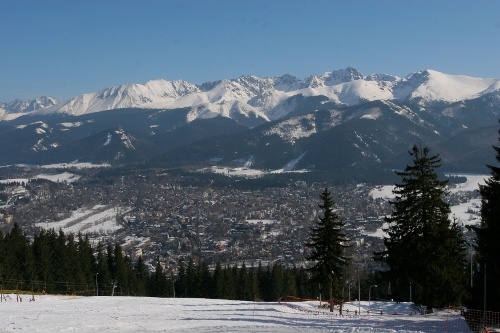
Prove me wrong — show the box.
[34,205,127,235]
[0,172,81,184]
[370,174,488,224]
[0,295,472,333]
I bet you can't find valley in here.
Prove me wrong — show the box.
[0,164,484,282]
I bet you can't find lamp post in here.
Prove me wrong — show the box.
[369,284,377,314]
[95,273,99,296]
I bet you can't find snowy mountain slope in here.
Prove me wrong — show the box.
[393,69,499,104]
[39,80,199,116]
[0,96,59,120]
[14,68,498,125]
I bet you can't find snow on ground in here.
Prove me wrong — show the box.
[246,219,279,225]
[369,174,488,201]
[365,174,489,238]
[201,164,308,178]
[39,162,111,169]
[370,185,395,200]
[447,174,487,193]
[207,166,265,178]
[0,296,472,333]
[35,205,127,235]
[450,199,481,226]
[0,172,80,184]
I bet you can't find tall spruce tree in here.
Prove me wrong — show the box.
[376,145,467,309]
[474,123,500,311]
[305,187,350,311]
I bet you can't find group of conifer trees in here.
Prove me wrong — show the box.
[304,123,500,313]
[377,129,500,313]
[0,225,319,300]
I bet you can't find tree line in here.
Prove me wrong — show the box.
[0,225,325,300]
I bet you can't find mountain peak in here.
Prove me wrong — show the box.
[0,96,59,118]
[10,68,498,123]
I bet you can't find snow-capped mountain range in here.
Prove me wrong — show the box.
[1,68,499,179]
[0,96,59,120]
[2,68,499,124]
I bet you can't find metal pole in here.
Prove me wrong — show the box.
[470,243,473,287]
[95,273,99,296]
[369,285,377,314]
[483,263,487,326]
[357,269,361,315]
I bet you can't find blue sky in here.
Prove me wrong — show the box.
[1,0,499,102]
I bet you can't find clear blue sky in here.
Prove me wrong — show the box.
[1,0,499,102]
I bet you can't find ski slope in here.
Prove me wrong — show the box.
[0,295,472,332]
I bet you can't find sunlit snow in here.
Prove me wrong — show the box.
[0,296,472,333]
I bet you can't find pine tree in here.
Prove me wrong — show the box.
[474,123,500,311]
[376,145,467,309]
[305,187,350,311]
[176,259,191,298]
[77,233,97,294]
[112,243,128,295]
[3,224,35,290]
[96,243,112,295]
[237,263,249,300]
[198,261,212,298]
[133,256,148,296]
[270,264,284,301]
[149,261,168,297]
[32,230,52,292]
[185,258,198,298]
[248,264,260,301]
[213,261,225,299]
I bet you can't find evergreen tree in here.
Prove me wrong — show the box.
[258,264,272,301]
[65,233,85,294]
[133,256,148,296]
[32,230,52,292]
[198,261,212,298]
[305,188,350,311]
[96,243,112,295]
[176,260,188,297]
[248,264,260,301]
[112,243,128,295]
[2,223,35,290]
[77,233,96,294]
[270,264,284,301]
[185,258,198,298]
[213,261,225,299]
[283,267,297,297]
[375,145,467,309]
[295,266,310,299]
[474,124,500,311]
[149,261,168,297]
[237,263,251,301]
[223,265,236,300]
